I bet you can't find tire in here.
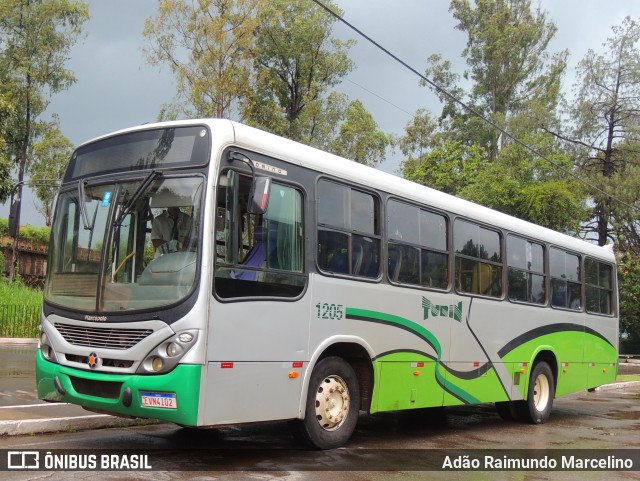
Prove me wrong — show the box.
[293,356,360,450]
[517,361,555,424]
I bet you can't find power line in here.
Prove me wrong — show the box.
[311,0,640,213]
[343,77,415,118]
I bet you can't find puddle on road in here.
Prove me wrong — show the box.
[605,410,640,421]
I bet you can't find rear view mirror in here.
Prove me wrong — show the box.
[248,176,271,215]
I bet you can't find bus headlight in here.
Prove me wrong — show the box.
[39,329,55,361]
[138,329,198,374]
[166,342,180,357]
[151,357,164,372]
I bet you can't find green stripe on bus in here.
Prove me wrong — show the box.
[346,307,480,404]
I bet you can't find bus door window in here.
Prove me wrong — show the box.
[214,169,305,298]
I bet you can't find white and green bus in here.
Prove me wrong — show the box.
[37,119,619,449]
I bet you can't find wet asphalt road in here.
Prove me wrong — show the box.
[1,343,639,480]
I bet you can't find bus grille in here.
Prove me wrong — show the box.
[54,323,153,350]
[69,376,123,399]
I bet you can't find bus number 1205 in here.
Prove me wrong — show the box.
[315,303,344,320]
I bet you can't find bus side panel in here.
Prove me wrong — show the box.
[201,361,306,425]
[442,361,510,406]
[374,354,443,411]
[584,313,618,389]
[310,277,460,414]
[466,300,594,399]
[203,297,310,425]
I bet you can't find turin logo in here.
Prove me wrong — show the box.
[422,296,463,322]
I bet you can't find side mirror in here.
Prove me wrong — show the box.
[248,176,271,215]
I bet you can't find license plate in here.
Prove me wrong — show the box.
[140,391,177,409]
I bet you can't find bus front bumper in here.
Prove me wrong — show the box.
[36,349,201,426]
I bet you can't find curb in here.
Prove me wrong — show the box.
[0,414,159,436]
[0,337,37,345]
[594,380,640,392]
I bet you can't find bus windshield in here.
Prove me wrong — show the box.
[45,175,204,313]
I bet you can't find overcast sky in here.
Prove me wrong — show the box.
[4,0,639,227]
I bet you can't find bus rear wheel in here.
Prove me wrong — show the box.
[294,356,360,450]
[518,361,555,424]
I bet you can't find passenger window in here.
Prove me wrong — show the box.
[507,235,546,304]
[550,248,582,310]
[454,219,502,297]
[387,200,448,289]
[317,180,380,278]
[585,258,614,315]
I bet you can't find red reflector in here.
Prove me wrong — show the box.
[473,362,480,367]
[221,362,234,369]
[417,362,424,368]
[292,362,303,368]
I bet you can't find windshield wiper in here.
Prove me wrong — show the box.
[78,180,92,230]
[114,170,160,227]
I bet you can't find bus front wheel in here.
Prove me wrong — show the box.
[294,356,360,450]
[519,361,555,424]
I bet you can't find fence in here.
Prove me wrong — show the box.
[0,304,41,338]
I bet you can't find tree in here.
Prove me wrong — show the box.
[0,87,15,200]
[243,0,354,144]
[400,0,584,233]
[0,0,88,280]
[29,116,73,225]
[427,0,566,159]
[564,17,640,247]
[618,253,640,354]
[143,0,262,119]
[328,100,390,167]
[459,135,587,231]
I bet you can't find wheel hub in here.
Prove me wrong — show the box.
[533,373,550,412]
[314,375,350,431]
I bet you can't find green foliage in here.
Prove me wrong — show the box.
[0,280,42,338]
[143,0,261,119]
[402,139,487,196]
[434,0,567,159]
[244,0,354,142]
[328,100,390,167]
[0,218,50,245]
[19,224,50,244]
[0,0,86,278]
[28,115,73,226]
[144,0,390,167]
[618,254,640,354]
[568,17,640,247]
[400,1,586,234]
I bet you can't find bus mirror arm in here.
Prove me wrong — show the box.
[227,150,271,215]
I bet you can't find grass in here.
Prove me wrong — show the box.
[616,374,640,382]
[0,279,43,338]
